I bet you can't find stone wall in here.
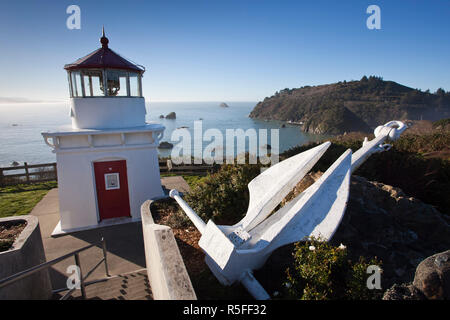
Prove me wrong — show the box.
[140,200,197,300]
[0,215,52,300]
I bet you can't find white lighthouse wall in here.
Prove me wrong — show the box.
[56,146,163,231]
[70,97,147,129]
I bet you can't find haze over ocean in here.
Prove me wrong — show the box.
[0,101,326,167]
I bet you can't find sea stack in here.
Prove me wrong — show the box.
[166,112,176,119]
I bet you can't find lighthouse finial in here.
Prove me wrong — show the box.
[100,26,109,48]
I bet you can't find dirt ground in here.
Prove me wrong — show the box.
[0,221,27,252]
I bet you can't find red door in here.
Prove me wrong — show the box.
[94,160,131,221]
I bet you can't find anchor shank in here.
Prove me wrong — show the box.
[239,270,270,300]
[351,120,407,173]
[351,133,387,173]
[169,189,206,234]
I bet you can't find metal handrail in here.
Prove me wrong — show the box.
[0,237,110,300]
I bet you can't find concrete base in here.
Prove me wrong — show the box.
[51,194,170,237]
[50,176,186,237]
[51,216,141,237]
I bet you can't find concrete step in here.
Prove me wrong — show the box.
[52,270,152,300]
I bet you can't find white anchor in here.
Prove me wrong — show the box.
[169,120,408,300]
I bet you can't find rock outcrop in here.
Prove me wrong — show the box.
[257,173,450,296]
[332,175,450,289]
[165,112,176,119]
[158,141,174,149]
[382,283,425,300]
[383,250,450,300]
[413,250,450,299]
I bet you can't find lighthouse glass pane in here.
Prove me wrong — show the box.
[71,72,83,97]
[106,70,128,96]
[129,73,140,97]
[82,70,103,96]
[83,75,92,96]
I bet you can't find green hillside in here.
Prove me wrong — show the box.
[250,76,450,134]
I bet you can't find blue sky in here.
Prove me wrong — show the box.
[0,0,449,102]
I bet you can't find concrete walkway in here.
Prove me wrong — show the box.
[52,270,152,300]
[31,176,190,291]
[160,175,191,195]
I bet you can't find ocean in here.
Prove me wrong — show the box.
[0,101,326,167]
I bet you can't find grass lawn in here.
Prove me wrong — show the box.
[0,181,57,218]
[0,174,201,219]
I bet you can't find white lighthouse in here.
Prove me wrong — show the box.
[42,29,165,235]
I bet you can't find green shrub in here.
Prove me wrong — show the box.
[432,118,450,129]
[184,163,261,225]
[393,132,450,154]
[285,238,382,300]
[182,175,207,189]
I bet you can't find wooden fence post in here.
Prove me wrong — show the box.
[0,169,3,187]
[24,162,30,184]
[53,163,57,180]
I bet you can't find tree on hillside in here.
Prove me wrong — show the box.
[436,88,446,96]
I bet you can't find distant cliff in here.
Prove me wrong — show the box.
[249,76,450,134]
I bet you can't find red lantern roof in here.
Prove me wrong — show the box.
[64,28,145,73]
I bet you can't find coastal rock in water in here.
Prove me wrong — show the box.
[11,161,19,167]
[413,250,450,299]
[158,141,174,149]
[159,115,164,119]
[165,112,176,119]
[219,102,229,108]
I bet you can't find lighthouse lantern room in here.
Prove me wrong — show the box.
[42,29,165,235]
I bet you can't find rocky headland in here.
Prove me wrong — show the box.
[249,76,450,134]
